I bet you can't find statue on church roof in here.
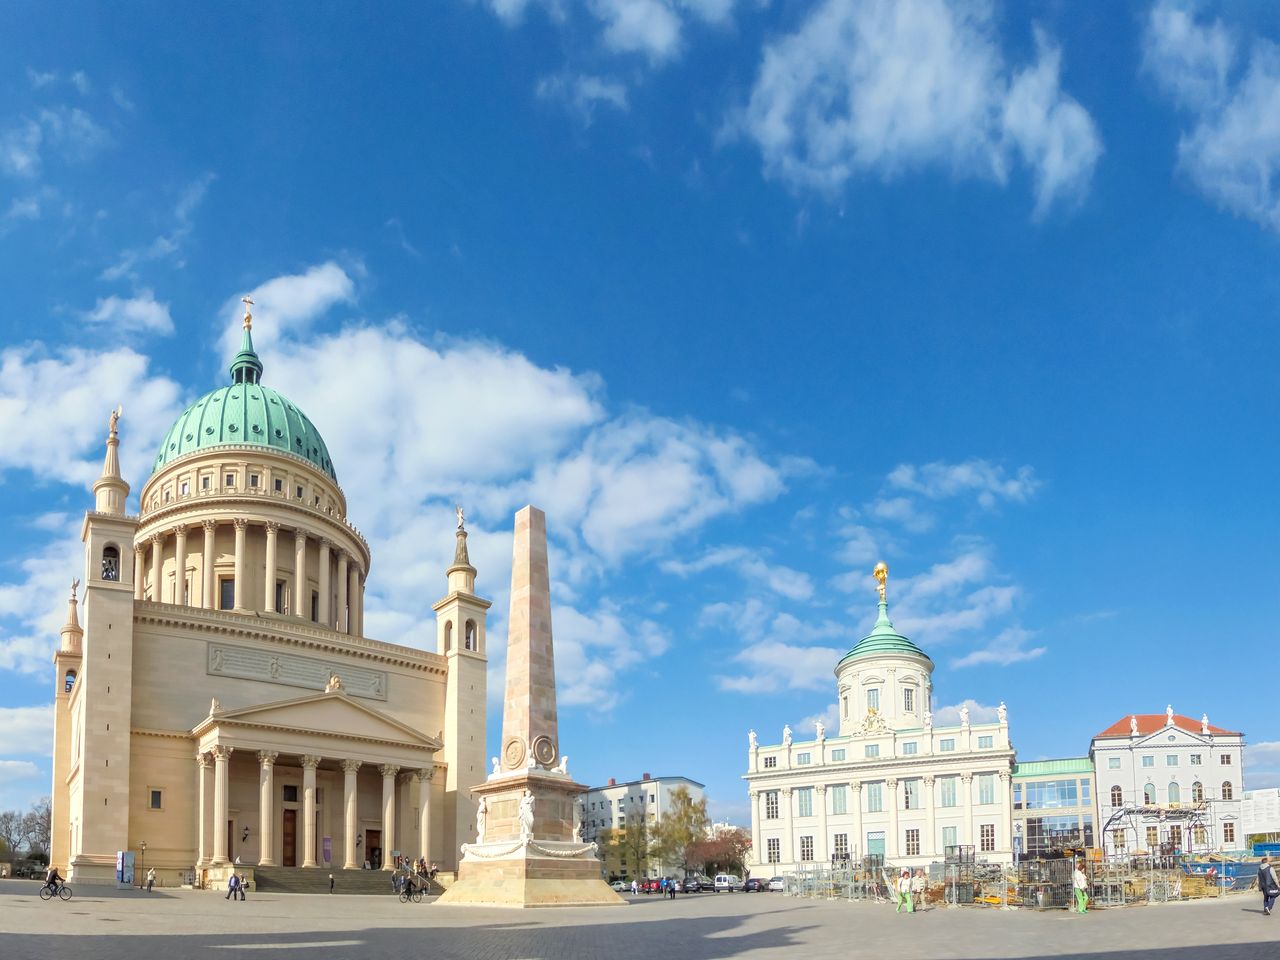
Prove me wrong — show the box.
[782,724,793,747]
[456,504,466,530]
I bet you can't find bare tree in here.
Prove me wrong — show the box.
[23,798,51,858]
[0,811,24,856]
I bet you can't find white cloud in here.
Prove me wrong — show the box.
[934,698,999,725]
[536,73,629,126]
[26,69,57,90]
[887,459,1039,507]
[798,702,839,735]
[218,261,357,362]
[0,119,43,178]
[1246,741,1280,790]
[731,0,1100,215]
[0,704,53,756]
[5,195,42,221]
[868,496,934,532]
[837,522,879,567]
[0,530,83,675]
[709,599,848,693]
[82,290,174,336]
[1143,1,1280,231]
[592,0,684,62]
[101,173,215,282]
[951,625,1046,668]
[661,545,814,600]
[0,760,41,782]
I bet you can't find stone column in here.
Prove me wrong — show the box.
[347,564,359,637]
[263,522,279,614]
[196,752,210,865]
[173,525,187,604]
[999,771,1011,857]
[201,520,217,609]
[749,791,761,867]
[342,759,361,870]
[923,775,936,859]
[354,571,364,636]
[886,778,899,860]
[380,764,399,869]
[149,534,163,603]
[294,530,308,620]
[211,746,233,865]
[133,545,145,601]
[318,539,332,627]
[336,553,350,633]
[961,773,974,847]
[257,751,278,866]
[815,784,829,862]
[302,755,321,868]
[233,519,248,611]
[415,768,433,865]
[851,782,864,859]
[780,788,794,865]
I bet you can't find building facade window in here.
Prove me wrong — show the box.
[797,788,813,818]
[978,774,995,805]
[833,833,849,859]
[765,792,779,819]
[1081,781,1090,804]
[1146,826,1159,848]
[1166,755,1179,766]
[866,783,883,813]
[219,578,235,610]
[939,739,955,752]
[942,826,957,849]
[940,777,957,808]
[980,824,995,852]
[1112,829,1126,850]
[1221,754,1233,765]
[902,742,918,755]
[1192,781,1204,802]
[1143,784,1156,804]
[800,836,814,861]
[101,545,120,582]
[831,785,847,815]
[978,735,994,749]
[796,752,811,766]
[831,749,846,762]
[903,688,914,713]
[905,829,920,856]
[1221,781,1234,800]
[767,838,780,863]
[1025,779,1079,809]
[1110,785,1123,806]
[763,756,778,769]
[1190,754,1202,765]
[1168,782,1181,803]
[867,688,880,712]
[225,473,235,487]
[1193,825,1206,846]
[1141,755,1154,767]
[1108,757,1121,769]
[903,779,920,810]
[865,744,879,759]
[148,789,162,810]
[1224,822,1236,844]
[1014,784,1022,809]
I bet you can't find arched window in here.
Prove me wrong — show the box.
[1192,781,1204,802]
[1221,781,1233,801]
[1143,784,1155,804]
[101,545,120,582]
[443,621,453,653]
[64,670,76,693]
[1110,785,1123,806]
[465,619,477,651]
[1168,782,1181,804]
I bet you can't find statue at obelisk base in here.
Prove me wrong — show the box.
[437,505,623,908]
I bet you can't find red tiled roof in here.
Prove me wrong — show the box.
[1094,714,1240,739]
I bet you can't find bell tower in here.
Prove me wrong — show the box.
[431,507,490,870]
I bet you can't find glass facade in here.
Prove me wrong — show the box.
[1023,779,1079,809]
[1024,814,1093,855]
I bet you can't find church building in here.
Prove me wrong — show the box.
[744,563,1015,873]
[50,302,490,887]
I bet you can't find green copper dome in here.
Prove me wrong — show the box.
[837,600,931,667]
[151,322,337,480]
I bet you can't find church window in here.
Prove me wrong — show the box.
[799,835,814,861]
[465,620,477,651]
[149,789,163,810]
[1168,782,1181,803]
[831,749,846,762]
[101,545,120,582]
[865,744,879,758]
[902,742,918,755]
[1112,829,1127,850]
[763,756,777,769]
[164,490,171,502]
[311,592,319,622]
[181,481,189,496]
[1221,781,1233,800]
[202,475,211,490]
[219,578,235,611]
[842,695,848,718]
[766,838,780,864]
[64,670,76,693]
[1110,785,1123,806]
[1143,784,1155,804]
[903,688,914,713]
[1192,781,1204,802]
[978,735,994,749]
[867,688,880,712]
[764,792,779,819]
[275,581,286,614]
[225,474,235,487]
[443,621,453,652]
[250,474,259,488]
[939,739,955,752]
[296,485,304,499]
[283,785,298,802]
[1193,825,1206,846]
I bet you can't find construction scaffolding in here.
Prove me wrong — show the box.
[1101,801,1215,857]
[789,854,892,901]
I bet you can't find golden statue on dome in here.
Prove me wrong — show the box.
[873,561,888,603]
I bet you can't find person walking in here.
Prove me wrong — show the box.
[329,873,335,895]
[910,868,926,911]
[895,869,914,914]
[1072,861,1089,914]
[668,879,677,900]
[1259,857,1280,915]
[146,867,156,893]
[225,873,239,901]
[238,874,247,901]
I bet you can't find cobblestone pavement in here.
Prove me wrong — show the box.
[2,880,1278,960]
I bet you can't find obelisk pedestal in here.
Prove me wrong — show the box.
[437,506,622,908]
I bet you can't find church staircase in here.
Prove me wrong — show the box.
[251,866,440,896]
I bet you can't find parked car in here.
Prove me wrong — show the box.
[610,880,627,892]
[767,876,786,892]
[714,873,742,892]
[641,878,663,894]
[682,876,712,892]
[743,878,767,892]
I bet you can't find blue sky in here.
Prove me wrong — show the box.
[0,0,1278,823]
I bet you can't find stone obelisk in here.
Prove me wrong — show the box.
[437,505,623,907]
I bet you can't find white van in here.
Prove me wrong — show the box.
[714,873,741,892]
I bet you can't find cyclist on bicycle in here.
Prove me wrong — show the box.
[44,865,62,896]
[402,870,417,901]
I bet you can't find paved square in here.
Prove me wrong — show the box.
[3,881,1278,960]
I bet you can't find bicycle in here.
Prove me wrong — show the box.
[39,882,72,901]
[398,884,423,903]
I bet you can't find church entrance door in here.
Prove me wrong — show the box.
[367,829,381,870]
[282,809,297,867]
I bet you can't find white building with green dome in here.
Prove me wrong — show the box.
[744,564,1015,874]
[50,304,490,890]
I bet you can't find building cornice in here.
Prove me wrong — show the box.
[742,749,1016,784]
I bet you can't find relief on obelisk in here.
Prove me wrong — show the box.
[501,505,560,771]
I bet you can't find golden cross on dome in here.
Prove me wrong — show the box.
[241,295,255,331]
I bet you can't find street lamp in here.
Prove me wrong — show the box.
[139,841,147,889]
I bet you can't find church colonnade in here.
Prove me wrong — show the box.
[133,518,365,634]
[195,748,434,870]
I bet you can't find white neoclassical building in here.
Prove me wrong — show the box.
[51,305,490,887]
[744,564,1015,874]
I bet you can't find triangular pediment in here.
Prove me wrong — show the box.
[1134,727,1209,748]
[194,691,441,751]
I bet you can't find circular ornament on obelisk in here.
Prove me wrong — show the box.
[503,738,526,768]
[531,735,557,766]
